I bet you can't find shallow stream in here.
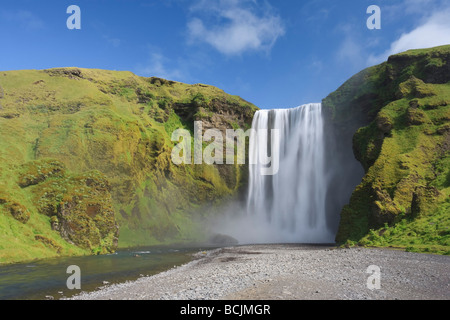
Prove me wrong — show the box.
[0,245,208,300]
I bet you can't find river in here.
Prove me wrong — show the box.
[0,245,210,300]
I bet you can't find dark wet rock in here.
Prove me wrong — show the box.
[209,233,239,245]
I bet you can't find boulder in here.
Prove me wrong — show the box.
[5,202,30,224]
[208,233,239,246]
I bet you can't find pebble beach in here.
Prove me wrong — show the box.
[70,244,450,300]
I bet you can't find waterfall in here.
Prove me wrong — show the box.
[211,103,337,244]
[244,103,334,243]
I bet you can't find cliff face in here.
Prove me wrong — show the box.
[0,68,257,263]
[323,45,450,254]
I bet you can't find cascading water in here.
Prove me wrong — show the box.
[215,103,336,244]
[246,103,334,243]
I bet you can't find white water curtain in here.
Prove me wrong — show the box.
[245,103,334,243]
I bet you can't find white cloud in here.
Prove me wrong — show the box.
[368,8,450,65]
[333,21,368,72]
[136,51,185,81]
[383,0,441,20]
[0,10,44,30]
[337,37,364,66]
[103,35,121,48]
[187,0,285,56]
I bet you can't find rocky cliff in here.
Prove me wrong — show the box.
[323,45,450,254]
[0,68,257,263]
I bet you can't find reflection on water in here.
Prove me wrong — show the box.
[0,246,206,300]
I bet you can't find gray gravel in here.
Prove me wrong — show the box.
[69,244,450,300]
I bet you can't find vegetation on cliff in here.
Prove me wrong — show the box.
[323,45,450,254]
[2,46,448,264]
[0,68,257,264]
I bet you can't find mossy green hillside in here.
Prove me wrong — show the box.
[0,68,257,263]
[0,160,93,264]
[323,45,450,254]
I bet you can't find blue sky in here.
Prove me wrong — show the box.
[1,0,450,109]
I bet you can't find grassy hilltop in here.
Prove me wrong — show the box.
[323,45,450,254]
[0,68,257,263]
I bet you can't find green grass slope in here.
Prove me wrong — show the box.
[0,68,257,264]
[323,45,450,254]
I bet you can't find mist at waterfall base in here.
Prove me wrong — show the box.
[210,103,363,245]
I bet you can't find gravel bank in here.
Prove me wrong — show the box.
[70,244,450,300]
